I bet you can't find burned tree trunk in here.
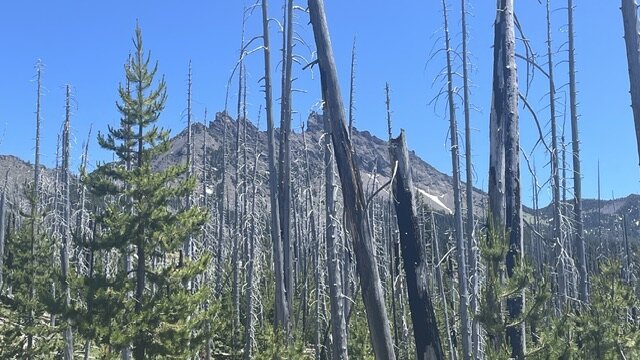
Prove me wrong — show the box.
[622,0,640,166]
[216,118,227,297]
[278,0,295,323]
[460,0,480,356]
[568,0,588,304]
[441,1,470,357]
[491,0,524,357]
[323,113,349,360]
[185,61,194,270]
[261,0,289,330]
[546,0,567,310]
[243,133,260,360]
[390,130,445,360]
[307,0,396,358]
[61,84,74,360]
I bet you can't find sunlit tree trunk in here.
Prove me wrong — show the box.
[568,0,588,304]
[308,1,396,358]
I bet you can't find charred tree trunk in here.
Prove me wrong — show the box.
[185,61,194,272]
[61,84,74,360]
[568,0,589,304]
[546,0,567,311]
[243,134,260,360]
[278,0,295,325]
[216,118,227,297]
[390,131,445,360]
[460,0,480,356]
[261,0,289,330]
[431,214,457,360]
[441,1,471,357]
[307,0,396,358]
[491,1,524,357]
[322,112,349,360]
[28,61,44,357]
[622,0,640,166]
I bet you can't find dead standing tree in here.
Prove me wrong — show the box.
[489,0,524,358]
[568,0,588,305]
[307,0,396,358]
[546,0,567,311]
[460,0,480,356]
[261,0,289,331]
[389,130,445,360]
[278,0,295,325]
[622,0,640,166]
[322,111,349,360]
[441,1,471,357]
[61,84,74,360]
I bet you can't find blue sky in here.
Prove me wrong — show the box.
[0,1,637,206]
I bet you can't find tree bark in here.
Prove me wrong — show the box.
[491,1,524,357]
[390,130,445,360]
[622,0,640,166]
[307,1,396,358]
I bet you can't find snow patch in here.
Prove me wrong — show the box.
[416,188,452,215]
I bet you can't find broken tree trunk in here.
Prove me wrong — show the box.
[390,130,445,360]
[307,0,395,358]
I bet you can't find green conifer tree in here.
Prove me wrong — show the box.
[0,192,64,359]
[77,24,209,359]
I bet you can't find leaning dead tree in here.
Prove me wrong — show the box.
[568,0,588,304]
[390,130,445,360]
[307,0,396,358]
[622,0,640,166]
[489,1,524,358]
[261,0,289,331]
